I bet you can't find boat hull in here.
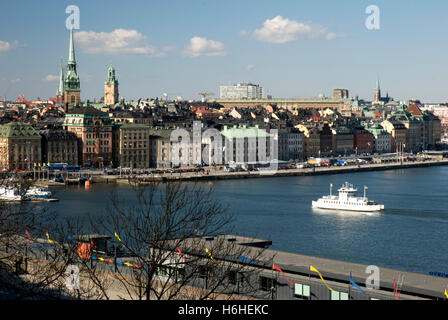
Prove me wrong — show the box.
[312,201,384,212]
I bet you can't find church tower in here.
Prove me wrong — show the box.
[64,28,81,106]
[374,78,381,102]
[104,65,119,106]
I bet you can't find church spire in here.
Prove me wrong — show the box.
[68,28,76,65]
[57,61,64,95]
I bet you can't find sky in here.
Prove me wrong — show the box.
[1,0,448,103]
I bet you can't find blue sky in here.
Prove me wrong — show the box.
[1,0,448,102]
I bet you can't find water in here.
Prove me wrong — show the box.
[35,166,448,275]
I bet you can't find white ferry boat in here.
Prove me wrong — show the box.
[312,182,384,212]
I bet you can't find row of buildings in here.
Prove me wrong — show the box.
[0,99,442,171]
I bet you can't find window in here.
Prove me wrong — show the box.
[294,283,311,299]
[259,276,275,292]
[331,290,349,300]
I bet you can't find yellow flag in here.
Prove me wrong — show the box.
[444,289,448,299]
[46,232,53,244]
[114,232,122,243]
[310,265,333,291]
[124,262,134,267]
[98,257,105,261]
[205,248,218,264]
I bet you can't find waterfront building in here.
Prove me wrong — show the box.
[112,123,150,169]
[381,119,407,152]
[319,123,333,156]
[39,129,79,165]
[331,127,354,156]
[63,28,81,107]
[429,105,448,137]
[63,107,113,167]
[278,128,303,161]
[220,83,264,100]
[295,124,320,158]
[104,65,119,106]
[389,104,422,152]
[406,104,442,150]
[0,122,42,171]
[221,125,274,166]
[353,128,374,153]
[364,123,391,153]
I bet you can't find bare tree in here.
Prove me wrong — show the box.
[93,180,272,300]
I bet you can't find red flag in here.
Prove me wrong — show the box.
[176,247,186,262]
[25,230,32,240]
[394,280,400,300]
[273,264,295,286]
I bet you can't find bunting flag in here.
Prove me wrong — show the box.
[114,232,123,243]
[205,248,218,264]
[67,235,77,244]
[394,279,400,300]
[25,230,32,240]
[310,265,333,291]
[273,264,295,286]
[238,254,258,264]
[444,289,448,299]
[46,232,54,244]
[349,277,367,295]
[176,247,186,262]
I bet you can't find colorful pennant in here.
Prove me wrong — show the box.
[444,289,448,299]
[310,265,333,291]
[394,279,400,300]
[114,232,123,244]
[273,264,295,286]
[25,230,32,240]
[205,248,218,264]
[176,247,186,262]
[46,232,54,244]
[238,254,258,264]
[349,277,367,295]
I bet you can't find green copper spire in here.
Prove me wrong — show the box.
[68,28,76,65]
[105,65,118,85]
[64,28,80,92]
[376,77,380,90]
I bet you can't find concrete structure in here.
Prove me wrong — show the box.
[220,83,264,99]
[0,122,42,171]
[381,119,407,152]
[63,107,113,167]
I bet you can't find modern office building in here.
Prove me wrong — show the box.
[220,83,264,100]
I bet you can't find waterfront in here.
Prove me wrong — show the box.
[35,166,448,276]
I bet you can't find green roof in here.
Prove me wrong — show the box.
[0,122,41,139]
[148,128,175,139]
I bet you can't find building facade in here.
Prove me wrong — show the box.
[0,122,42,171]
[63,107,113,167]
[220,83,264,99]
[39,129,79,165]
[112,123,150,169]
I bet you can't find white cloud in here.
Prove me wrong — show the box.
[42,74,59,82]
[0,40,19,52]
[74,29,165,57]
[325,32,348,40]
[10,78,20,83]
[246,64,255,70]
[253,16,326,43]
[184,37,227,57]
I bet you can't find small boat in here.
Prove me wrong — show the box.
[312,182,385,212]
[0,185,23,201]
[25,186,53,199]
